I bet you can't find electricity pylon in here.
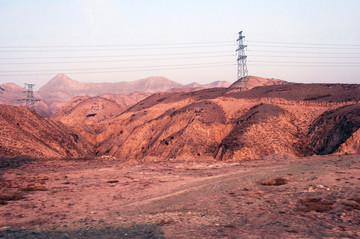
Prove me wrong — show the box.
[236,31,248,81]
[24,83,39,109]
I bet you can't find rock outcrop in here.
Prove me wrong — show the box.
[304,104,360,155]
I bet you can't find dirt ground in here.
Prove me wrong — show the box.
[0,154,359,238]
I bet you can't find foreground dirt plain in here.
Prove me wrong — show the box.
[0,154,359,238]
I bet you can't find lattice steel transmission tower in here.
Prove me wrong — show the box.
[24,83,39,109]
[236,31,248,81]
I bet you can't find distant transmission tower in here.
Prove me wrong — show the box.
[24,83,39,109]
[236,31,248,81]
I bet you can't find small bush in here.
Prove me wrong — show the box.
[158,218,175,226]
[298,198,334,212]
[261,177,288,186]
[106,180,119,184]
[344,201,360,210]
[0,191,24,205]
[21,185,47,191]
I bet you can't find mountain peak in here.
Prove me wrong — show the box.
[54,73,69,78]
[135,76,181,85]
[50,73,75,83]
[39,74,79,92]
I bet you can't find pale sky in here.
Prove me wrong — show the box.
[1,0,360,89]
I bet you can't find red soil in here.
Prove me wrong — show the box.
[0,154,359,238]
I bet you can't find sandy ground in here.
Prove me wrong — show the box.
[0,155,359,238]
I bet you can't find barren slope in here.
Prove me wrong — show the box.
[304,104,360,155]
[51,97,124,125]
[92,83,360,161]
[228,83,360,102]
[100,92,151,109]
[0,155,359,238]
[337,128,360,154]
[214,103,296,161]
[0,105,93,159]
[98,100,232,160]
[51,97,124,147]
[229,75,288,90]
[2,82,360,161]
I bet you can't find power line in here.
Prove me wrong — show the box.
[0,63,235,77]
[0,50,233,60]
[2,44,359,53]
[1,40,359,48]
[248,54,360,59]
[3,52,359,66]
[1,59,359,74]
[2,54,359,65]
[0,61,236,73]
[248,49,360,54]
[2,60,358,77]
[248,60,360,64]
[0,41,234,48]
[2,49,359,61]
[250,44,360,50]
[1,38,360,79]
[0,54,233,65]
[248,63,360,67]
[0,44,234,53]
[247,40,360,47]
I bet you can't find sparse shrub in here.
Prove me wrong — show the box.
[344,201,360,210]
[351,198,360,204]
[298,197,334,212]
[260,177,288,186]
[21,184,47,191]
[158,218,175,226]
[0,190,24,205]
[106,180,119,184]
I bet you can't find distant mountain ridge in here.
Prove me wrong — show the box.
[38,74,183,99]
[38,73,231,98]
[0,74,232,117]
[36,74,232,114]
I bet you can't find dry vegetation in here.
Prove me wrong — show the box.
[260,177,288,186]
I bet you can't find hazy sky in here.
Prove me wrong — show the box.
[1,0,360,89]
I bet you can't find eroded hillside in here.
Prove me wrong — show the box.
[2,82,360,161]
[0,105,93,159]
[47,82,360,161]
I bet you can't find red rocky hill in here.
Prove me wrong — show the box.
[2,81,360,161]
[86,83,360,161]
[0,105,93,159]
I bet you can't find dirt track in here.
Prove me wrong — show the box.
[1,155,360,238]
